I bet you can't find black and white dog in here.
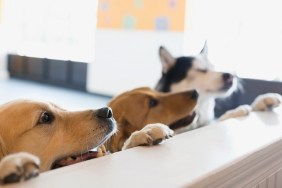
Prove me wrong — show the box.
[155,42,281,132]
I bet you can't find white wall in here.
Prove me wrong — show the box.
[183,0,282,80]
[87,29,184,96]
[0,24,9,79]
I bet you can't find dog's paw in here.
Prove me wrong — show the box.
[218,105,252,121]
[122,123,174,150]
[251,93,282,111]
[0,152,40,185]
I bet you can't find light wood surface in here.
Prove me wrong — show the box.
[5,107,282,188]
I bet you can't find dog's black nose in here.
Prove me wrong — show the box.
[191,90,199,100]
[96,107,113,118]
[222,73,233,82]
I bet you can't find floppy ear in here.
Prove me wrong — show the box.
[159,46,176,73]
[200,40,208,58]
[108,95,142,152]
[0,137,7,159]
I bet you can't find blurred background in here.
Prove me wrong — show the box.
[0,0,282,110]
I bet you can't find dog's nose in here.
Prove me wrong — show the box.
[96,107,113,118]
[191,90,199,100]
[222,73,233,82]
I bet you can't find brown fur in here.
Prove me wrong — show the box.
[106,87,198,152]
[0,137,7,159]
[0,99,116,172]
[0,87,197,184]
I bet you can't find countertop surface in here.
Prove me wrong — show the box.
[5,107,282,188]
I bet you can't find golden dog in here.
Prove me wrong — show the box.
[0,88,198,185]
[0,100,116,185]
[105,87,199,152]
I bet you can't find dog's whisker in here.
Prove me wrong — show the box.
[87,145,90,154]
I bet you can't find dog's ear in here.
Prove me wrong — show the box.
[200,40,208,58]
[131,87,151,92]
[159,46,176,73]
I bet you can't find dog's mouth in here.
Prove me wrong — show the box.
[221,80,233,91]
[51,145,108,169]
[169,111,197,130]
[206,81,234,93]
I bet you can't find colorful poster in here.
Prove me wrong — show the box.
[97,0,186,31]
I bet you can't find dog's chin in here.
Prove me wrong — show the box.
[169,111,197,130]
[51,128,116,170]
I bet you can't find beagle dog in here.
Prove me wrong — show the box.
[106,87,199,152]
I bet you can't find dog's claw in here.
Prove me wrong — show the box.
[153,138,163,145]
[165,134,173,139]
[3,173,21,184]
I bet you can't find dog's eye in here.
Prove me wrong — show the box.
[38,111,53,124]
[149,99,159,108]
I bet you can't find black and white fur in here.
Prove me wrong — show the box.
[156,42,239,130]
[155,42,282,132]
